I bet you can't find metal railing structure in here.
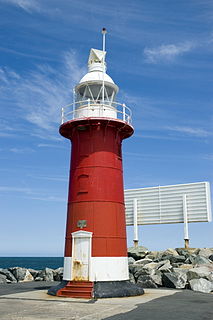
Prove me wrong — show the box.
[61,99,132,125]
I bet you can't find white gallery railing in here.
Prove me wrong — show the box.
[61,99,132,124]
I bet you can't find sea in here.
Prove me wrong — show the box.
[0,257,64,270]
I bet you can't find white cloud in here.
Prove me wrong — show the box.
[30,130,62,141]
[134,133,180,141]
[166,126,211,137]
[0,186,31,193]
[0,50,86,132]
[0,46,58,62]
[0,185,66,202]
[0,68,9,84]
[26,195,66,202]
[144,42,194,63]
[203,154,213,160]
[1,0,41,12]
[29,174,67,182]
[0,121,18,137]
[10,147,35,153]
[37,143,65,149]
[0,67,21,81]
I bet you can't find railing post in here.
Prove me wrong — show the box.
[72,101,75,119]
[88,98,90,117]
[61,107,64,124]
[72,88,75,119]
[122,104,125,121]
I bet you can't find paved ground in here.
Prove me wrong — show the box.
[0,281,60,296]
[0,282,212,319]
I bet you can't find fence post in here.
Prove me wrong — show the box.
[122,104,125,121]
[133,198,139,247]
[183,194,189,248]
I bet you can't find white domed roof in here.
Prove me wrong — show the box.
[79,71,115,84]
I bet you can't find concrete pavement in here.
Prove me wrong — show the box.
[0,282,212,319]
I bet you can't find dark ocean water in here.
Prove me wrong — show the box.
[0,257,63,270]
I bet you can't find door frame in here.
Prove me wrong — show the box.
[71,230,93,281]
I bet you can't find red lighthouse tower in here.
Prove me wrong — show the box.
[49,30,144,298]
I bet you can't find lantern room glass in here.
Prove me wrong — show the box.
[75,82,117,107]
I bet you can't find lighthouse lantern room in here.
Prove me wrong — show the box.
[48,29,144,299]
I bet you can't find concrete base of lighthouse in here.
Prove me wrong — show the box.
[93,281,144,298]
[47,280,144,299]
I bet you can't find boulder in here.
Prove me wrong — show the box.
[37,268,54,281]
[129,264,136,275]
[142,262,160,272]
[149,272,162,286]
[53,267,64,281]
[132,260,172,281]
[133,266,155,279]
[0,269,17,283]
[176,248,200,256]
[162,248,179,257]
[185,254,197,264]
[129,272,136,284]
[209,254,213,262]
[144,260,171,272]
[134,258,153,266]
[187,266,211,281]
[172,268,188,275]
[198,248,213,259]
[137,275,158,288]
[35,277,44,281]
[200,263,213,272]
[146,251,163,261]
[128,246,149,260]
[207,273,213,282]
[192,255,211,266]
[162,272,187,289]
[179,264,192,270]
[22,269,34,282]
[28,269,40,279]
[170,255,186,264]
[9,267,34,282]
[158,260,172,272]
[189,278,213,293]
[128,257,135,265]
[0,274,7,284]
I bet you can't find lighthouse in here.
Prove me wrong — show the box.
[48,30,144,298]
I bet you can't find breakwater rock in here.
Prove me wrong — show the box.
[128,247,213,293]
[1,248,213,294]
[0,267,63,284]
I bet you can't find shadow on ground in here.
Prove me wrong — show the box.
[104,290,213,320]
[0,281,60,296]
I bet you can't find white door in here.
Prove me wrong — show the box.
[71,231,92,281]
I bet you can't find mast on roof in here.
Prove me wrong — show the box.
[102,28,107,105]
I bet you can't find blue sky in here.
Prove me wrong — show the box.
[0,0,212,256]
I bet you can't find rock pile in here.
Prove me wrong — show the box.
[0,267,63,284]
[1,248,213,294]
[128,247,213,293]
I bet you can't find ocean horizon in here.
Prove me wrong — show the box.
[0,257,64,270]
